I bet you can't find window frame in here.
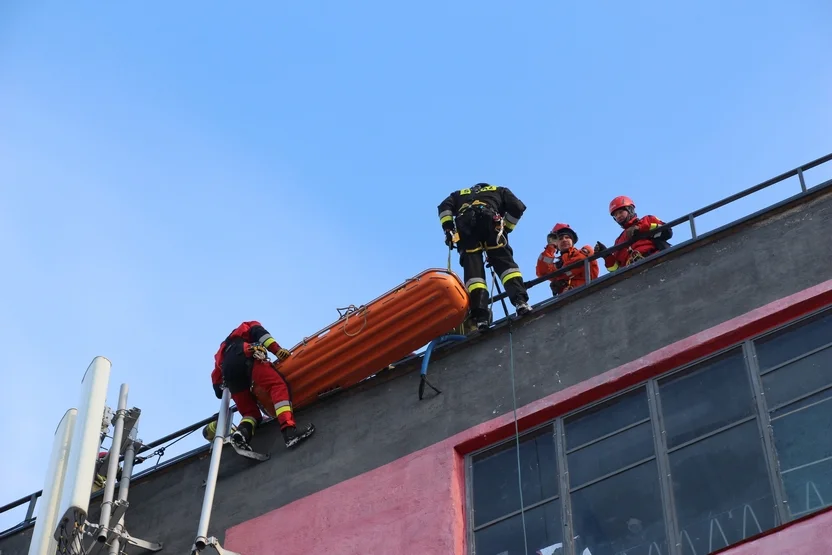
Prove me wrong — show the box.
[464,305,832,555]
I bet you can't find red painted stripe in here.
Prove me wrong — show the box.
[454,278,832,455]
[225,278,832,555]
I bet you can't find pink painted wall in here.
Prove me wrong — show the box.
[716,508,832,555]
[225,438,465,555]
[225,279,832,555]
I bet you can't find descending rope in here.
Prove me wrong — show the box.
[488,260,529,554]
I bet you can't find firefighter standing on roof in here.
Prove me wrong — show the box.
[536,223,599,296]
[211,321,315,450]
[595,196,672,272]
[438,183,532,331]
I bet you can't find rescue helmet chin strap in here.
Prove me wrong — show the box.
[618,210,638,229]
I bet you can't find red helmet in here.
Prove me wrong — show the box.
[609,196,635,215]
[549,222,578,243]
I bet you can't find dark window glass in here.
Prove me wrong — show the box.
[472,426,558,527]
[565,388,649,450]
[567,421,654,488]
[755,309,832,371]
[659,348,754,448]
[771,392,832,518]
[473,500,563,555]
[669,421,776,555]
[761,345,832,408]
[571,460,667,555]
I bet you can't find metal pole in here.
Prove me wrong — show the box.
[194,388,231,551]
[108,424,138,555]
[583,258,592,285]
[688,214,697,239]
[97,384,129,543]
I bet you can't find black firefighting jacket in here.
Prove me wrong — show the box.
[437,183,527,232]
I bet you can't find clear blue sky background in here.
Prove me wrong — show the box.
[1,0,831,526]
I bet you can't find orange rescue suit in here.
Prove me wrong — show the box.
[603,215,666,272]
[536,244,600,295]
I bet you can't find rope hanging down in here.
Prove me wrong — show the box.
[487,258,529,554]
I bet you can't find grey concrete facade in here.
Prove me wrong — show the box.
[3,185,832,555]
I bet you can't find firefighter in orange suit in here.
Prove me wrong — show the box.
[438,183,532,332]
[536,223,599,296]
[595,196,672,272]
[211,321,314,450]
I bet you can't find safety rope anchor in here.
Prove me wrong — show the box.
[418,375,442,400]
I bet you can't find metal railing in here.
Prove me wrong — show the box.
[1,151,831,540]
[493,151,832,304]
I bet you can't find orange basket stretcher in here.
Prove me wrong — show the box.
[256,268,469,412]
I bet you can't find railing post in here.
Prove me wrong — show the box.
[24,493,38,521]
[583,258,592,285]
[688,214,697,239]
[798,167,807,192]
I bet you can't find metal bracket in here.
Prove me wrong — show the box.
[82,504,163,555]
[123,531,163,552]
[94,408,142,477]
[223,438,270,462]
[192,536,241,555]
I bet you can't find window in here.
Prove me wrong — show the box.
[755,310,832,518]
[657,348,777,555]
[470,425,563,554]
[566,387,667,555]
[466,306,832,555]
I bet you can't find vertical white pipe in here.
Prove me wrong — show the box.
[194,388,231,550]
[97,384,129,542]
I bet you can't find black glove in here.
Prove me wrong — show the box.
[594,241,607,254]
[213,383,223,399]
[549,281,560,296]
[444,228,455,247]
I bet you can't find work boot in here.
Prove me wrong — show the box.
[515,301,532,316]
[282,423,315,449]
[230,424,254,451]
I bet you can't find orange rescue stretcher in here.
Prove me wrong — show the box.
[253,268,469,413]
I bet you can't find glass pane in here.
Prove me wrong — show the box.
[473,500,563,555]
[755,309,832,371]
[571,460,666,555]
[659,348,754,448]
[568,421,655,488]
[771,393,832,518]
[565,387,649,450]
[771,387,832,420]
[472,426,558,527]
[669,421,776,555]
[762,346,832,408]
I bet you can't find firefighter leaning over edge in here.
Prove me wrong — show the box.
[438,183,532,331]
[211,320,315,451]
[595,195,672,272]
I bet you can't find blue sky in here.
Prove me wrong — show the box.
[1,0,831,526]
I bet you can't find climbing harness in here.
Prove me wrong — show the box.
[627,248,645,266]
